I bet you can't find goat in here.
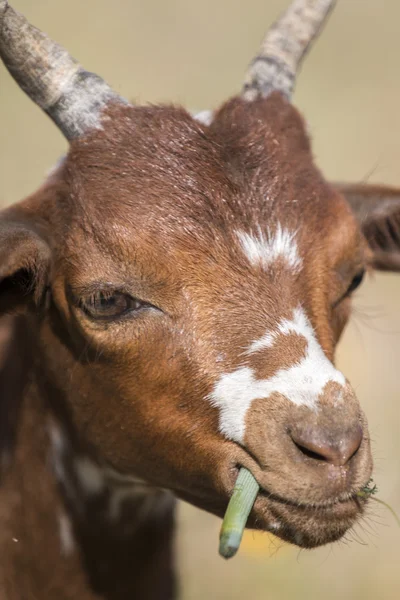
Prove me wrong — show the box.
[1,0,400,598]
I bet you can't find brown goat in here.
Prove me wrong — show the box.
[1,0,400,598]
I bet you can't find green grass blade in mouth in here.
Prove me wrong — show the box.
[219,467,260,559]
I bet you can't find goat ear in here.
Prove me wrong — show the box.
[336,183,400,272]
[0,210,51,314]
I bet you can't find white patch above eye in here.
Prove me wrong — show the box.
[236,224,301,272]
[209,307,345,443]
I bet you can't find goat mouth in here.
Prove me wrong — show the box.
[249,487,368,548]
[258,486,366,510]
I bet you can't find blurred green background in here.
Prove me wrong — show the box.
[1,1,399,599]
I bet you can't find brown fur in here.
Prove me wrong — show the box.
[1,89,400,599]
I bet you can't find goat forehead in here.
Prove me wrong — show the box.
[59,101,361,271]
[65,100,322,219]
[63,174,348,249]
[63,189,352,273]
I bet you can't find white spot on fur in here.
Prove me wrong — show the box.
[209,307,345,443]
[49,425,69,487]
[192,110,214,126]
[103,466,145,486]
[246,332,275,354]
[104,467,154,520]
[58,512,75,556]
[75,457,106,496]
[49,423,65,456]
[49,425,170,530]
[236,224,301,271]
[49,424,83,509]
[73,458,154,521]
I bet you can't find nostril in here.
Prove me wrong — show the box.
[292,440,330,463]
[290,424,363,467]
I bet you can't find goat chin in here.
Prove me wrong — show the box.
[177,485,367,549]
[249,493,367,549]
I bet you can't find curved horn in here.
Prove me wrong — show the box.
[0,1,128,139]
[242,0,336,101]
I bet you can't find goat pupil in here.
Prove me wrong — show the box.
[82,291,136,319]
[97,293,127,311]
[97,294,116,307]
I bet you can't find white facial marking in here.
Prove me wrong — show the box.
[58,512,75,556]
[246,332,275,355]
[209,366,257,442]
[236,224,302,271]
[209,307,345,443]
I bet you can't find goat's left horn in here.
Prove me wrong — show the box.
[242,0,336,101]
[0,1,128,140]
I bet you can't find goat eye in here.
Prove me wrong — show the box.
[346,269,365,296]
[80,291,143,320]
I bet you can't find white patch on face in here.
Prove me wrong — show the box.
[209,366,258,442]
[209,307,345,443]
[236,224,302,272]
[246,332,275,355]
[58,512,75,556]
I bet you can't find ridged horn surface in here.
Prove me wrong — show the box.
[242,0,336,101]
[0,1,128,139]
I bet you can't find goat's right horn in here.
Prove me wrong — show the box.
[242,0,336,101]
[0,1,128,140]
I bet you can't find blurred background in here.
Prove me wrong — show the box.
[1,1,400,598]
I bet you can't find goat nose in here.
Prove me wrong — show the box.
[290,423,363,467]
